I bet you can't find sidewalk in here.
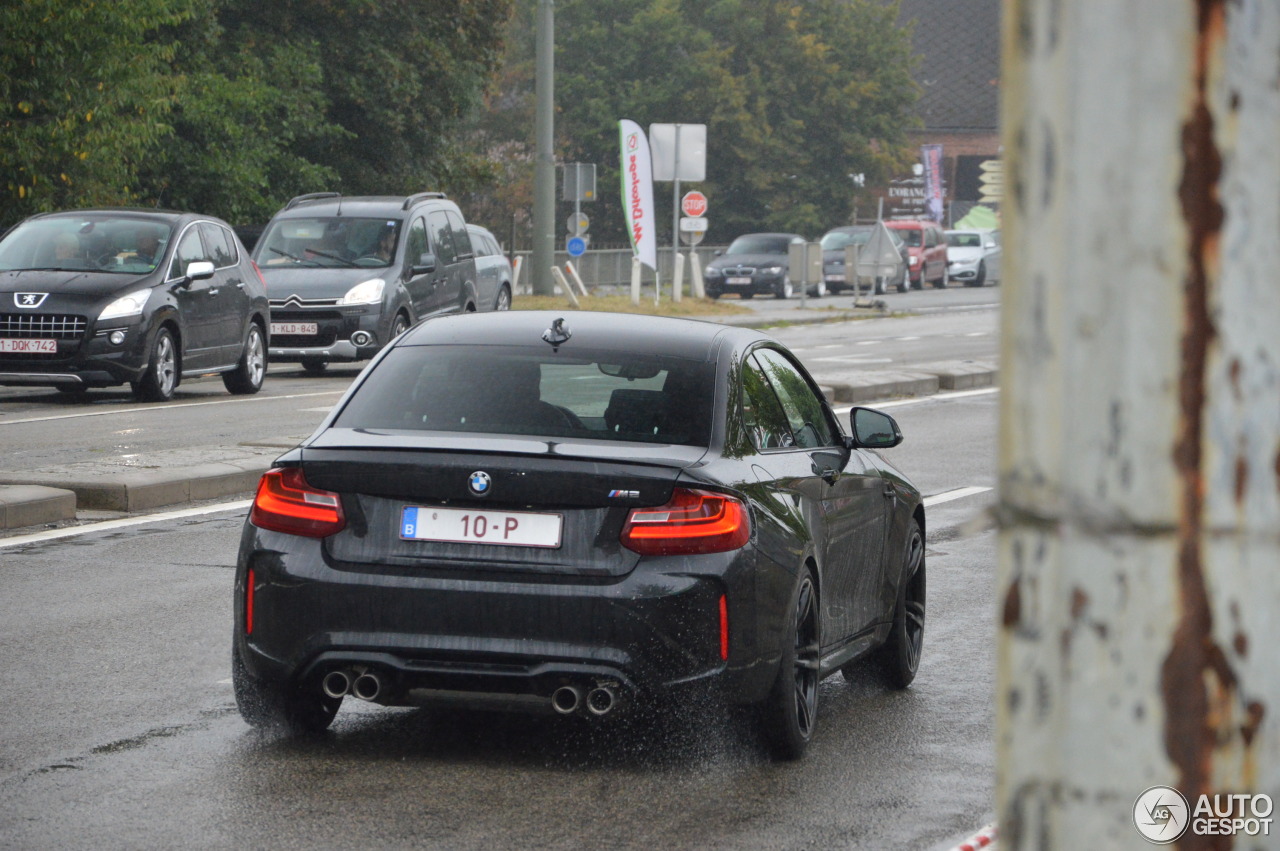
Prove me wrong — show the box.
[0,305,996,532]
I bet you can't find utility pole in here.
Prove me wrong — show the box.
[531,0,555,295]
[997,1,1279,848]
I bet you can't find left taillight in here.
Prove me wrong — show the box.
[250,467,346,538]
[620,488,750,556]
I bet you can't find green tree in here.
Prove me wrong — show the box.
[0,0,196,227]
[219,0,514,200]
[468,0,919,247]
[136,0,344,225]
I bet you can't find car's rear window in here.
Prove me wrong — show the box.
[333,346,716,446]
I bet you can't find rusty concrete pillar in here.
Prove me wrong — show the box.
[996,0,1280,847]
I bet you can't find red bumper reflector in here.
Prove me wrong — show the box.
[620,488,750,555]
[719,594,729,661]
[250,467,346,538]
[245,568,256,635]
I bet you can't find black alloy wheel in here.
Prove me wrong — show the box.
[134,327,178,401]
[223,323,266,394]
[300,357,329,374]
[232,648,340,735]
[875,522,926,689]
[761,566,820,760]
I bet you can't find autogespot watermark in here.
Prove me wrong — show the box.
[1133,786,1274,844]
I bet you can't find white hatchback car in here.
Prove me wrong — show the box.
[945,229,1002,287]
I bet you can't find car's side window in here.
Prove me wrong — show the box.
[426,212,456,265]
[168,227,206,280]
[742,354,794,451]
[405,218,429,268]
[200,223,236,268]
[752,348,836,449]
[446,211,472,258]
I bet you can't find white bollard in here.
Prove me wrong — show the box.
[689,251,705,299]
[564,261,589,297]
[511,255,524,294]
[672,252,684,303]
[549,266,579,308]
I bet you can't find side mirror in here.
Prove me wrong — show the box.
[185,260,215,281]
[411,253,437,275]
[848,407,903,449]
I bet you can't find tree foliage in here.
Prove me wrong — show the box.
[1,0,194,224]
[467,0,920,245]
[2,0,514,229]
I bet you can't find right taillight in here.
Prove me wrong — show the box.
[620,488,750,556]
[250,467,346,538]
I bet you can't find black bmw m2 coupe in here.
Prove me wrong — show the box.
[232,311,925,759]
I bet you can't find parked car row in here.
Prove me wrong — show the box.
[705,220,1001,299]
[0,195,514,400]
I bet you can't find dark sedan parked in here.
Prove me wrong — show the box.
[233,311,925,759]
[703,233,805,300]
[0,209,269,400]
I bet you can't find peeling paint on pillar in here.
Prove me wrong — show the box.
[997,0,1280,848]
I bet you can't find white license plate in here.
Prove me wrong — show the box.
[824,274,845,283]
[726,276,751,285]
[271,322,318,336]
[400,506,563,548]
[0,338,58,354]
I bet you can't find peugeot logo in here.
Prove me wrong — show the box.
[468,471,492,497]
[15,293,48,308]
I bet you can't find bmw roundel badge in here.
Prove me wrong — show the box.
[468,471,492,496]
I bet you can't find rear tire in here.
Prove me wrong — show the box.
[233,647,340,735]
[222,323,266,395]
[134,327,178,401]
[759,566,820,760]
[874,522,926,689]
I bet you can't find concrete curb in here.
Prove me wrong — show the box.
[814,361,997,405]
[0,485,78,530]
[0,446,283,514]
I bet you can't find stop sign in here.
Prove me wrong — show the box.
[681,191,708,218]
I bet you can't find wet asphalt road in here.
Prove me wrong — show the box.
[0,390,997,850]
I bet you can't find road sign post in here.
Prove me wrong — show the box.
[651,123,707,303]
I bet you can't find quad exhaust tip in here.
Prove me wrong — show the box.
[586,685,617,717]
[352,671,384,702]
[551,685,583,715]
[322,670,352,699]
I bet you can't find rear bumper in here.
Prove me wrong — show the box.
[234,525,783,712]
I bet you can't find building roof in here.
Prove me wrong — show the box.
[896,0,1001,132]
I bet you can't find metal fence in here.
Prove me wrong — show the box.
[512,246,728,291]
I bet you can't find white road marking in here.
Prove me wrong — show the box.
[813,356,894,364]
[0,391,344,426]
[832,386,998,415]
[966,331,988,337]
[299,407,334,413]
[0,500,252,549]
[922,486,992,507]
[856,340,882,346]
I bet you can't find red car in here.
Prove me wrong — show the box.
[885,220,949,289]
